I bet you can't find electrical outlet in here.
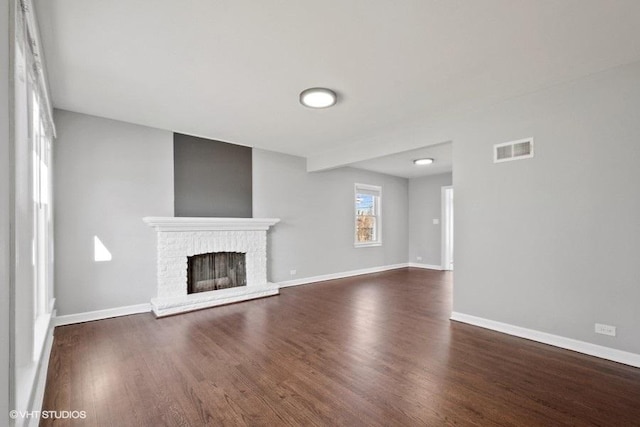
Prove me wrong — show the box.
[595,323,616,337]
[290,269,297,276]
[416,256,422,261]
[433,218,440,225]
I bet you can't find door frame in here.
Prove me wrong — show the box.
[441,186,453,271]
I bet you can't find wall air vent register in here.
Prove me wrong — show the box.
[494,137,534,163]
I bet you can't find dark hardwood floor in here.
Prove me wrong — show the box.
[41,268,640,426]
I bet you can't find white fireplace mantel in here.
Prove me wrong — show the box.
[143,216,280,317]
[143,216,280,232]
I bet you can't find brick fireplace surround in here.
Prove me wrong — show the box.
[143,217,280,317]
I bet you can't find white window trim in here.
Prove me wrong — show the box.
[354,183,382,248]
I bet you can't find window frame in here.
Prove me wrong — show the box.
[354,183,382,248]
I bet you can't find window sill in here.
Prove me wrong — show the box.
[354,242,382,248]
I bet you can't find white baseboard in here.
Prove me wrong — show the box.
[277,263,410,288]
[53,264,441,324]
[450,312,640,368]
[54,303,151,327]
[408,262,443,270]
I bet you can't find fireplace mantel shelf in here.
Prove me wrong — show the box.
[143,217,280,232]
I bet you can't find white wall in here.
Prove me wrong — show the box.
[253,149,409,283]
[1,0,12,421]
[53,110,173,316]
[453,61,640,355]
[408,173,452,267]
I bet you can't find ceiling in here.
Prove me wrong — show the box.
[36,0,640,170]
[349,142,452,179]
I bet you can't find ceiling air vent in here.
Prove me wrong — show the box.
[494,137,534,163]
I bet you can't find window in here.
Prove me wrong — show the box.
[15,2,55,363]
[354,184,382,247]
[28,58,54,361]
[13,0,57,412]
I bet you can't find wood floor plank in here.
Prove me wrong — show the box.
[40,269,640,426]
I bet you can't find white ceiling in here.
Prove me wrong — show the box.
[36,0,640,169]
[350,142,452,179]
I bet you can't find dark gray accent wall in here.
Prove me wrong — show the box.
[174,133,252,218]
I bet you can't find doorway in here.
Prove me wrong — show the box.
[441,186,454,271]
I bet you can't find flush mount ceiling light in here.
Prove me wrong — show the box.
[299,87,337,108]
[413,158,434,166]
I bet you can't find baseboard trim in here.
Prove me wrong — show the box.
[53,264,438,323]
[277,263,410,288]
[408,262,443,270]
[54,303,152,326]
[450,312,640,368]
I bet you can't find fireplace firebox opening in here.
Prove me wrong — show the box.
[187,252,247,294]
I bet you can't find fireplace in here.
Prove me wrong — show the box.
[188,252,247,293]
[143,217,280,317]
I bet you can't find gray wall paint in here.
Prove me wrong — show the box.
[1,0,11,418]
[53,110,174,316]
[174,133,252,218]
[408,173,452,266]
[253,149,409,283]
[49,61,640,358]
[453,61,640,354]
